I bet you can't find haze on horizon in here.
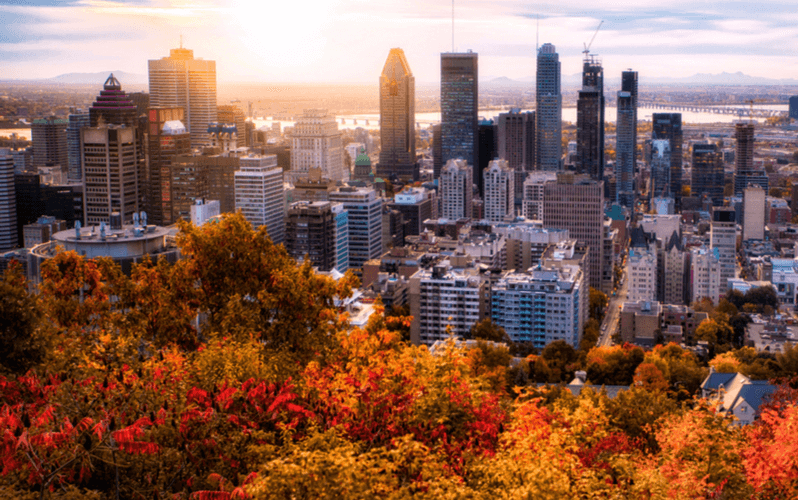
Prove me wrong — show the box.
[1,0,797,84]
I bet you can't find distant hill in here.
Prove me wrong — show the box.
[483,72,796,88]
[46,71,147,85]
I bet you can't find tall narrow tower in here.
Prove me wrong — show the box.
[733,122,768,196]
[148,47,217,148]
[576,56,604,181]
[440,52,479,193]
[652,113,682,203]
[536,43,562,171]
[615,71,637,208]
[377,48,416,182]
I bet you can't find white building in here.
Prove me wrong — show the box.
[492,261,587,349]
[439,159,472,220]
[711,208,737,297]
[0,148,17,251]
[409,258,485,346]
[771,258,798,307]
[289,109,347,184]
[329,186,382,272]
[190,199,220,227]
[691,245,722,304]
[522,171,557,221]
[742,185,766,242]
[234,155,285,244]
[483,159,515,223]
[627,246,658,302]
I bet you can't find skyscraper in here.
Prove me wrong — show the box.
[234,155,285,245]
[621,70,638,136]
[439,159,472,220]
[576,56,604,181]
[146,107,191,226]
[289,109,347,184]
[81,125,142,225]
[0,149,17,251]
[733,122,769,196]
[615,86,636,208]
[536,43,562,171]
[710,207,736,298]
[285,201,338,272]
[652,113,682,202]
[440,51,479,190]
[377,48,417,182]
[329,186,383,273]
[148,46,217,148]
[66,112,90,183]
[31,117,68,170]
[650,140,671,200]
[477,119,497,197]
[90,74,138,128]
[543,174,605,290]
[691,142,724,206]
[483,159,515,223]
[497,110,535,201]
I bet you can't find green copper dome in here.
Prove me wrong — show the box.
[355,147,371,166]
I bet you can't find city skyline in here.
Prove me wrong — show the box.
[0,0,796,83]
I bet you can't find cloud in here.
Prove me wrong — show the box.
[0,0,795,82]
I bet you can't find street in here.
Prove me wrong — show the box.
[598,262,629,346]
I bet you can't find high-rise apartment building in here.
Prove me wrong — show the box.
[536,43,562,171]
[146,108,191,226]
[733,122,769,196]
[284,201,338,272]
[328,186,382,272]
[483,159,515,223]
[690,245,721,304]
[234,155,284,245]
[691,142,724,206]
[710,207,737,297]
[148,47,217,148]
[542,174,604,290]
[615,88,636,208]
[81,125,143,225]
[289,109,347,184]
[331,203,349,274]
[377,48,417,182]
[522,171,557,221]
[742,185,766,242]
[652,113,682,202]
[497,110,535,200]
[621,70,638,135]
[441,52,479,191]
[439,159,472,220]
[662,231,687,306]
[31,117,68,170]
[66,112,90,183]
[627,246,658,302]
[492,250,586,348]
[409,259,486,346]
[0,149,17,251]
[576,56,604,181]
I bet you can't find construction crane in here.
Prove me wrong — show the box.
[583,20,604,57]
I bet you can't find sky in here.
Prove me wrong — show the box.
[0,0,797,83]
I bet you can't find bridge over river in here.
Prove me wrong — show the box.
[638,102,786,119]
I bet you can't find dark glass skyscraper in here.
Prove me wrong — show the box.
[536,43,561,171]
[576,56,604,181]
[652,113,682,203]
[440,52,479,192]
[733,122,768,196]
[691,143,724,206]
[615,90,635,208]
[377,48,417,182]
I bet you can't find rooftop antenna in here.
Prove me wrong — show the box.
[451,0,455,52]
[583,20,604,59]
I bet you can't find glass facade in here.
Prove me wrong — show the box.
[440,52,478,190]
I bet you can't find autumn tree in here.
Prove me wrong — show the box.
[541,340,578,383]
[469,318,511,344]
[0,264,44,374]
[588,287,608,322]
[585,344,645,386]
